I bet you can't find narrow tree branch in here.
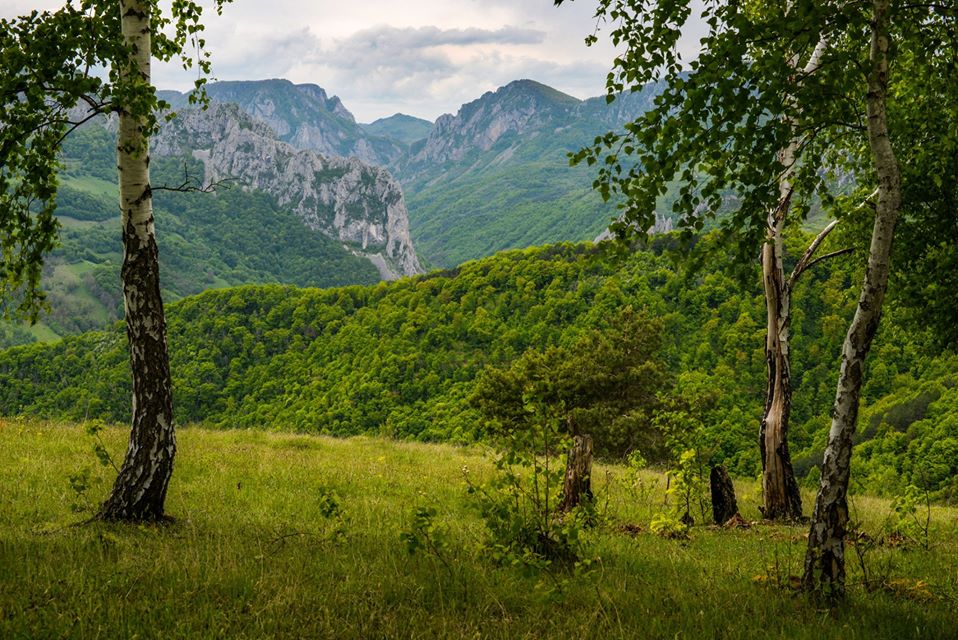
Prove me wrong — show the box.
[802,35,829,76]
[152,163,235,194]
[151,177,234,194]
[789,219,840,285]
[799,248,854,275]
[855,187,880,210]
[56,109,109,145]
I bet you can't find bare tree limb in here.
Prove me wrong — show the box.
[789,219,840,285]
[152,162,236,194]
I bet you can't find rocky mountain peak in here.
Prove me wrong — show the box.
[408,79,582,169]
[177,79,406,167]
[153,103,423,279]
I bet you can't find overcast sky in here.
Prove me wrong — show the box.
[0,1,704,123]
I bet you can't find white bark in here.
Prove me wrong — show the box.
[759,30,829,521]
[803,0,901,597]
[99,0,176,522]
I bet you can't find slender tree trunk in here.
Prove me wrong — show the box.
[803,0,900,598]
[98,0,176,522]
[760,229,803,520]
[758,31,828,522]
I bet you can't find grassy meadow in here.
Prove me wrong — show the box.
[1,418,956,639]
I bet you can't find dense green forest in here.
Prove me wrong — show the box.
[0,125,379,347]
[2,238,954,501]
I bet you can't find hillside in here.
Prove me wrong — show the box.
[2,239,955,501]
[0,124,381,346]
[361,113,433,146]
[2,421,956,639]
[395,82,664,267]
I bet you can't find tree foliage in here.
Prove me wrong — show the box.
[0,0,229,319]
[1,238,952,498]
[471,306,669,458]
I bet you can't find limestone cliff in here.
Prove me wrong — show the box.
[155,104,422,279]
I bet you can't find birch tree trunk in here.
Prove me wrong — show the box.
[803,0,900,597]
[98,0,176,522]
[758,32,829,522]
[759,179,803,521]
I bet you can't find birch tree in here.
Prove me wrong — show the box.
[555,0,956,596]
[0,0,229,521]
[803,1,957,598]
[554,0,860,522]
[757,30,848,522]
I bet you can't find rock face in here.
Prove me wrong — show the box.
[162,77,664,269]
[404,79,583,176]
[593,213,674,243]
[155,103,422,279]
[163,79,406,168]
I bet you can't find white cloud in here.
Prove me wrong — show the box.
[1,0,707,122]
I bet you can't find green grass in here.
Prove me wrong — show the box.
[1,419,956,639]
[24,323,60,343]
[60,174,119,200]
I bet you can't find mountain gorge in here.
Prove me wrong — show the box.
[189,78,663,267]
[3,76,663,347]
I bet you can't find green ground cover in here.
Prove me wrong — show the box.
[1,419,955,639]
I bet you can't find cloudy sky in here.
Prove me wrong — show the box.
[0,1,704,123]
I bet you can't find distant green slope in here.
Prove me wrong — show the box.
[403,127,618,267]
[398,82,660,268]
[0,125,379,348]
[361,114,433,146]
[2,238,953,499]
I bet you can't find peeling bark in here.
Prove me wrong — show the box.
[759,225,803,521]
[98,0,176,522]
[803,0,901,598]
[758,25,831,522]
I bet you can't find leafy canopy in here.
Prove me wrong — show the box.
[554,1,955,259]
[0,0,230,319]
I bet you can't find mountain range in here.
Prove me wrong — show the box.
[160,77,664,267]
[2,76,664,347]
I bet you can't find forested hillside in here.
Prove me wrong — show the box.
[0,122,382,348]
[397,81,662,267]
[2,239,954,500]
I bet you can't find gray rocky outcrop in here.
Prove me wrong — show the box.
[155,104,422,279]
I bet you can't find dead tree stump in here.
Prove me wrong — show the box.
[559,434,594,512]
[710,465,739,525]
